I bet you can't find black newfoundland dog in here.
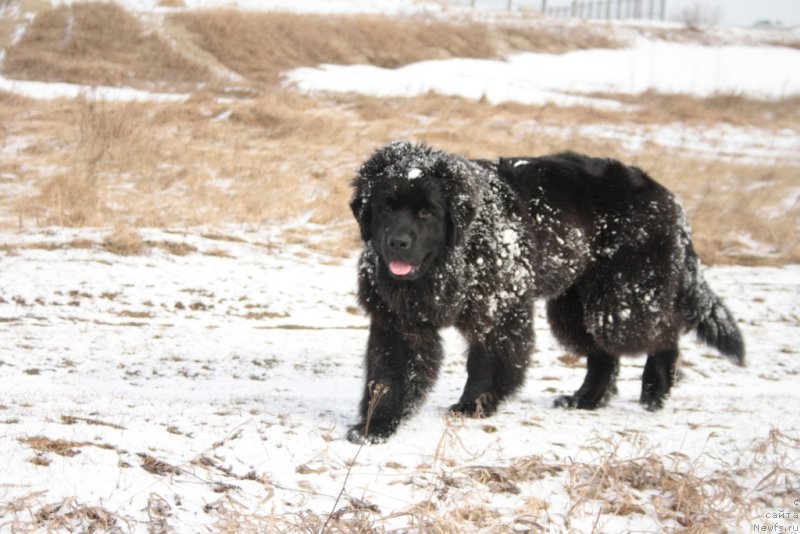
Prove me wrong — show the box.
[347,141,744,443]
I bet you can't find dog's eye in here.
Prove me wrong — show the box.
[418,208,432,218]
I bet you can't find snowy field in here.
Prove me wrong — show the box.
[0,229,799,532]
[1,0,800,531]
[287,40,800,105]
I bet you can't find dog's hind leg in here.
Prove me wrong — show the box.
[547,287,620,410]
[553,349,619,409]
[640,347,679,411]
[451,299,534,417]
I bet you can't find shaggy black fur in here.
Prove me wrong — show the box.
[347,141,744,443]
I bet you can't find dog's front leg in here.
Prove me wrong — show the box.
[451,299,534,417]
[347,315,443,444]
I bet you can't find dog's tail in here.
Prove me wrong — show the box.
[692,279,745,365]
[680,235,745,366]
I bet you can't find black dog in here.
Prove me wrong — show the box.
[347,141,744,443]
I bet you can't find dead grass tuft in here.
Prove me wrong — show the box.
[36,98,157,227]
[152,240,198,256]
[3,2,210,90]
[33,497,126,533]
[447,504,501,528]
[745,429,800,503]
[38,173,103,228]
[567,433,751,529]
[102,225,145,255]
[139,453,181,476]
[21,435,88,457]
[60,414,126,430]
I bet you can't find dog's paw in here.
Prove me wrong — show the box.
[448,400,496,418]
[639,382,670,412]
[448,401,481,418]
[639,390,668,412]
[448,393,497,418]
[553,394,602,410]
[345,422,393,444]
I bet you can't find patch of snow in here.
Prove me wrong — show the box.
[0,76,190,102]
[530,121,800,164]
[1,135,31,156]
[286,39,800,106]
[211,109,234,122]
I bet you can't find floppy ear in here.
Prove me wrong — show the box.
[350,193,371,242]
[351,141,416,242]
[433,158,476,248]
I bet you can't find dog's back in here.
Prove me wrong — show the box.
[495,152,744,362]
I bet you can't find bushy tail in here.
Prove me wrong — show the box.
[678,226,745,366]
[693,279,746,366]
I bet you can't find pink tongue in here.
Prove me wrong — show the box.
[389,260,414,276]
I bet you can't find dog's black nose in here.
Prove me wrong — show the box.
[388,232,412,250]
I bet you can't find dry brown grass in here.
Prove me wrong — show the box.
[566,434,750,529]
[102,224,145,255]
[2,2,210,90]
[597,91,800,129]
[3,427,799,532]
[34,497,127,532]
[21,435,88,457]
[33,98,158,226]
[4,88,799,264]
[1,3,797,264]
[174,11,490,85]
[171,10,620,85]
[3,3,618,90]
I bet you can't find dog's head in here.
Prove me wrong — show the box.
[351,141,477,281]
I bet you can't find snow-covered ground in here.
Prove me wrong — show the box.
[286,39,800,104]
[0,229,799,531]
[0,77,191,102]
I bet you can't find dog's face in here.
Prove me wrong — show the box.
[351,142,477,282]
[368,183,448,280]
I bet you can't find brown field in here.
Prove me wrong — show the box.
[1,1,798,267]
[3,88,798,264]
[3,3,210,90]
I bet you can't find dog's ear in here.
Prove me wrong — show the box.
[349,193,371,242]
[433,158,476,248]
[351,141,415,243]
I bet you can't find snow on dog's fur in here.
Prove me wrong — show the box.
[348,141,744,443]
